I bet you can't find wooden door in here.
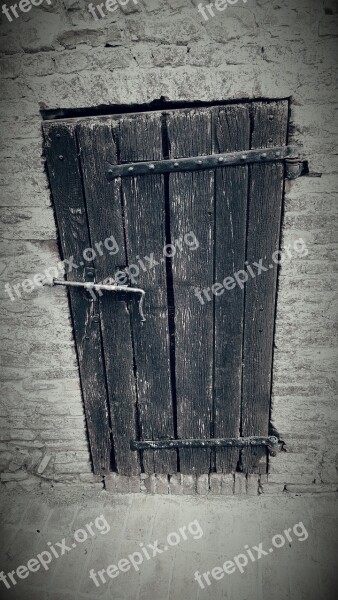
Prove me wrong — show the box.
[43,100,288,477]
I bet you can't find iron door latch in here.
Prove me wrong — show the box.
[51,278,146,322]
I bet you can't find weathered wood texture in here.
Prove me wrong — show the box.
[241,101,288,473]
[76,119,139,476]
[167,109,214,474]
[212,105,250,473]
[119,113,177,474]
[42,122,111,476]
[44,101,288,478]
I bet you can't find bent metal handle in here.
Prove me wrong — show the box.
[52,279,146,322]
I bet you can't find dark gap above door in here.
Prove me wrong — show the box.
[41,96,291,122]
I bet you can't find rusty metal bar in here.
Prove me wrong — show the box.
[131,436,281,456]
[105,146,301,180]
[52,279,146,322]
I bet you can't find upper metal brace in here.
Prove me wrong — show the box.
[105,146,302,180]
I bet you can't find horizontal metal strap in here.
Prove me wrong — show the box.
[131,436,281,456]
[105,146,300,179]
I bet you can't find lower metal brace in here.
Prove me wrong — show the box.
[130,436,282,456]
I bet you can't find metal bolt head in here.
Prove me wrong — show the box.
[59,155,64,160]
[92,315,100,323]
[149,164,155,170]
[128,166,134,172]
[241,154,247,160]
[174,162,179,167]
[197,160,203,165]
[218,156,224,163]
[269,115,274,120]
[261,153,267,159]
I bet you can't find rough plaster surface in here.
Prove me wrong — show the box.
[0,488,337,599]
[0,0,337,493]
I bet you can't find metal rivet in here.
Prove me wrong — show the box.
[197,160,203,165]
[58,155,64,160]
[56,133,61,138]
[108,169,113,175]
[261,153,267,159]
[269,115,274,120]
[275,151,281,157]
[128,166,134,172]
[241,154,247,160]
[92,315,99,323]
[149,164,155,170]
[174,162,179,167]
[218,157,224,163]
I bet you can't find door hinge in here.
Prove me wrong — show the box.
[285,156,303,180]
[130,436,282,457]
[105,146,303,180]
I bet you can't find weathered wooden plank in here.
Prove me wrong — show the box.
[76,119,140,476]
[241,100,289,473]
[119,113,177,474]
[167,108,214,474]
[42,122,111,476]
[212,105,250,473]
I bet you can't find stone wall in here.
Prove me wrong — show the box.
[0,0,337,494]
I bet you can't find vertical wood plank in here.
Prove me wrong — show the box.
[42,122,111,476]
[167,109,214,474]
[212,105,250,473]
[119,113,177,474]
[76,119,140,476]
[241,100,289,473]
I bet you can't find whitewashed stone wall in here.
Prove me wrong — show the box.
[0,0,337,494]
